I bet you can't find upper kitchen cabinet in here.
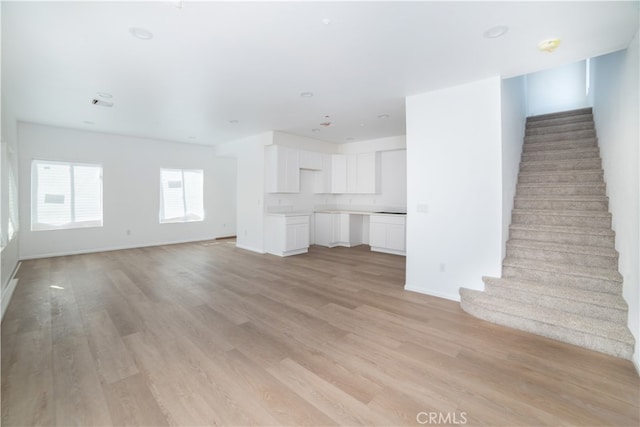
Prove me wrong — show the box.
[299,150,323,170]
[330,153,380,194]
[265,145,300,193]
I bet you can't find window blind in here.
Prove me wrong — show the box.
[31,160,103,231]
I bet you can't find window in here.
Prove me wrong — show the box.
[159,169,204,223]
[31,160,103,231]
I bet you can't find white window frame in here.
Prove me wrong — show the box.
[159,168,204,224]
[31,160,103,231]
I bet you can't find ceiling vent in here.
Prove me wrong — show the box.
[91,99,113,107]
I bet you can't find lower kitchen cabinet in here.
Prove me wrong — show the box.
[265,214,310,257]
[369,214,406,255]
[314,212,364,248]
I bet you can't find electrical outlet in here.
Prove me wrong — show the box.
[417,203,429,213]
[439,263,446,272]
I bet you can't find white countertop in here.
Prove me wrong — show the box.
[266,211,313,217]
[315,210,406,216]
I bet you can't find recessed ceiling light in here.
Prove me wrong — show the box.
[377,114,390,119]
[228,119,239,124]
[321,18,331,25]
[320,122,331,127]
[538,38,561,53]
[300,92,314,98]
[360,123,366,127]
[312,128,321,132]
[129,27,153,40]
[97,92,112,99]
[483,25,509,39]
[83,121,95,125]
[188,136,196,139]
[91,99,113,107]
[346,137,355,141]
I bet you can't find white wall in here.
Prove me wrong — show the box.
[405,77,503,301]
[217,132,271,254]
[526,60,589,116]
[18,123,237,259]
[590,34,639,371]
[500,75,528,258]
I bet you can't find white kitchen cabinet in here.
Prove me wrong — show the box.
[265,145,300,193]
[299,150,323,170]
[313,154,333,193]
[369,214,406,255]
[265,214,310,257]
[356,152,380,194]
[329,153,380,194]
[331,155,348,194]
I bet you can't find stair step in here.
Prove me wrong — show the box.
[516,183,606,197]
[482,276,628,323]
[519,158,601,172]
[459,288,634,359]
[521,147,600,162]
[523,138,598,153]
[502,257,622,294]
[526,113,593,129]
[506,239,618,269]
[525,129,596,144]
[518,169,604,184]
[527,108,593,123]
[512,209,611,228]
[514,196,608,211]
[509,224,615,249]
[525,121,594,136]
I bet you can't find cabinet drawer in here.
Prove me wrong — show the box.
[370,215,406,225]
[285,215,310,225]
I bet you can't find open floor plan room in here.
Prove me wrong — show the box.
[2,242,638,426]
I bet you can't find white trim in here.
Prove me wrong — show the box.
[1,262,21,321]
[19,237,217,260]
[404,283,461,302]
[234,244,266,254]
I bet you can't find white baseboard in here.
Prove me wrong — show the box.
[404,283,461,302]
[234,244,266,254]
[19,237,218,260]
[1,262,21,322]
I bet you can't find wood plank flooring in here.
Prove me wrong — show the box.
[2,240,638,426]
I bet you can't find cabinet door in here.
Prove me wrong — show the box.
[299,150,322,170]
[369,222,386,248]
[346,154,358,193]
[331,155,347,193]
[314,213,333,247]
[266,145,300,193]
[356,152,379,194]
[285,218,309,251]
[386,224,406,251]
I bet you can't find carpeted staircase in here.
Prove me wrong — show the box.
[460,107,635,360]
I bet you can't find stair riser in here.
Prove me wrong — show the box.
[516,185,606,196]
[525,130,596,144]
[523,140,598,153]
[509,229,615,249]
[502,265,622,294]
[512,213,611,228]
[459,301,633,359]
[506,246,618,270]
[518,172,604,184]
[514,199,608,211]
[484,285,627,323]
[526,122,594,136]
[527,108,593,122]
[520,159,601,172]
[521,149,600,162]
[526,114,593,129]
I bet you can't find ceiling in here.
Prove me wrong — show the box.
[2,1,638,146]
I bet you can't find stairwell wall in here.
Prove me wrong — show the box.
[590,33,640,371]
[500,76,528,258]
[405,77,503,301]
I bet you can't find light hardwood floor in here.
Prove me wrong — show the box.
[2,240,638,426]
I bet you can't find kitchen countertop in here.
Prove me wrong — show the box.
[265,211,313,217]
[315,210,406,216]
